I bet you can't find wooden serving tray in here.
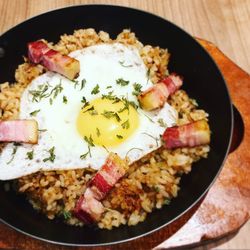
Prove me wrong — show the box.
[0,39,249,250]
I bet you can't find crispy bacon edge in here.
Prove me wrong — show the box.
[138,73,183,111]
[28,40,80,80]
[162,119,210,149]
[0,119,38,144]
[73,153,128,224]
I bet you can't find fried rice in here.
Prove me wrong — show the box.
[0,29,209,229]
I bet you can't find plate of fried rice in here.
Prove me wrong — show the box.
[0,5,233,246]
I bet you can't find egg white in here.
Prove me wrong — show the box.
[0,43,177,180]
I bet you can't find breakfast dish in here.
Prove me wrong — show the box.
[0,28,210,229]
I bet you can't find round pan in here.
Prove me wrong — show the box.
[0,5,233,246]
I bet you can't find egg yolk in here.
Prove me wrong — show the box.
[77,98,139,147]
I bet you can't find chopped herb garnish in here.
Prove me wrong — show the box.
[102,95,137,120]
[81,96,87,103]
[102,91,118,101]
[84,135,95,147]
[118,106,127,114]
[118,97,130,113]
[43,146,56,163]
[96,128,101,137]
[30,109,40,117]
[146,68,150,83]
[80,145,91,159]
[117,98,138,114]
[132,83,142,96]
[125,147,143,158]
[154,186,160,192]
[62,210,72,220]
[26,150,34,160]
[6,145,18,164]
[91,84,100,95]
[89,110,98,116]
[116,134,123,139]
[119,60,133,68]
[74,80,79,89]
[81,97,90,109]
[74,79,86,90]
[106,85,112,89]
[158,118,167,128]
[101,110,113,118]
[80,152,88,159]
[82,102,90,109]
[191,98,198,106]
[80,79,86,90]
[29,83,49,102]
[114,112,121,122]
[83,106,94,113]
[116,78,129,86]
[50,83,63,99]
[29,84,48,102]
[140,111,154,122]
[63,96,68,104]
[102,145,109,153]
[80,150,89,160]
[88,147,92,158]
[38,129,47,132]
[164,199,171,205]
[129,100,139,110]
[142,132,159,147]
[49,98,53,105]
[101,110,121,122]
[121,119,130,129]
[29,82,63,103]
[112,98,120,104]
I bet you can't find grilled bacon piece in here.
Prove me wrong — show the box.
[161,73,183,95]
[74,153,128,224]
[137,83,167,111]
[74,188,104,225]
[0,120,38,144]
[28,40,80,80]
[162,120,210,149]
[28,40,49,64]
[88,153,128,200]
[138,73,183,111]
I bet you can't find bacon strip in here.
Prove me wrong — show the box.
[138,73,183,111]
[161,73,183,95]
[162,120,210,149]
[28,41,80,80]
[0,120,38,144]
[28,41,49,64]
[74,189,104,224]
[73,153,128,224]
[89,153,128,200]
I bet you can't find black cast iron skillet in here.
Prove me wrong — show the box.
[0,5,233,246]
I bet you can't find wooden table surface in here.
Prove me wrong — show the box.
[0,0,249,249]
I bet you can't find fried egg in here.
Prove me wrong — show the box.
[0,43,177,180]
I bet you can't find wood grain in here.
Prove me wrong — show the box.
[0,1,249,249]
